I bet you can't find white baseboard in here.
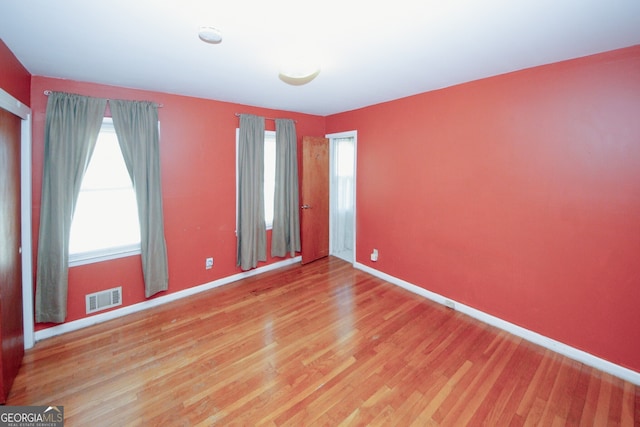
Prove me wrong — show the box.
[35,257,638,386]
[355,262,640,386]
[35,257,302,342]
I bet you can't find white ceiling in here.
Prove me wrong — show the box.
[1,0,639,116]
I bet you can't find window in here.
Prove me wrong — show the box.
[68,118,141,266]
[236,129,276,229]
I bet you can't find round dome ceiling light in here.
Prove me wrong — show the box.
[278,61,321,86]
[198,26,223,44]
[278,69,320,86]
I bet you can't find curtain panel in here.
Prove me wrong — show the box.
[237,114,266,270]
[36,92,170,323]
[35,92,107,323]
[110,100,169,297]
[272,119,300,257]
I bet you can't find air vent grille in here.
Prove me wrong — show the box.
[86,287,122,314]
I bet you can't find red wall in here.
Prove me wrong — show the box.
[326,46,640,372]
[30,77,325,330]
[18,43,640,373]
[0,39,30,106]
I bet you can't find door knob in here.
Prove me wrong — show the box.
[301,204,311,209]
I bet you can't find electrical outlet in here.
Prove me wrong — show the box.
[370,249,378,262]
[205,257,214,270]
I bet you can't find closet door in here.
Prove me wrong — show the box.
[0,106,24,403]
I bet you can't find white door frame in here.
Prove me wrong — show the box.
[0,88,34,350]
[326,130,357,265]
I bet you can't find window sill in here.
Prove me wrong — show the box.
[69,245,141,267]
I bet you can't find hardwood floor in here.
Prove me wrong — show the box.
[8,257,639,426]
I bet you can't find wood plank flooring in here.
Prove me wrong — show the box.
[7,257,639,426]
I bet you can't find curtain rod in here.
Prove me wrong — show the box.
[235,112,296,123]
[43,90,163,108]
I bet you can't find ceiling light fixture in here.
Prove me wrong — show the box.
[278,69,320,86]
[198,26,223,44]
[278,61,321,86]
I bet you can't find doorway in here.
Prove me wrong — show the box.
[0,88,32,401]
[327,131,356,264]
[0,89,33,350]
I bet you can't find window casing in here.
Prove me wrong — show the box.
[68,118,141,266]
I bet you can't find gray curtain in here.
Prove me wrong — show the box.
[272,119,300,257]
[237,114,266,270]
[36,92,107,323]
[110,100,169,298]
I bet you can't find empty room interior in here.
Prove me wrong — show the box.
[0,1,639,425]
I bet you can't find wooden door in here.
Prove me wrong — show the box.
[0,106,24,403]
[300,136,329,264]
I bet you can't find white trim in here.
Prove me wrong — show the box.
[0,88,30,119]
[354,262,640,386]
[0,88,35,350]
[69,245,141,267]
[35,256,301,342]
[21,113,34,350]
[326,130,357,266]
